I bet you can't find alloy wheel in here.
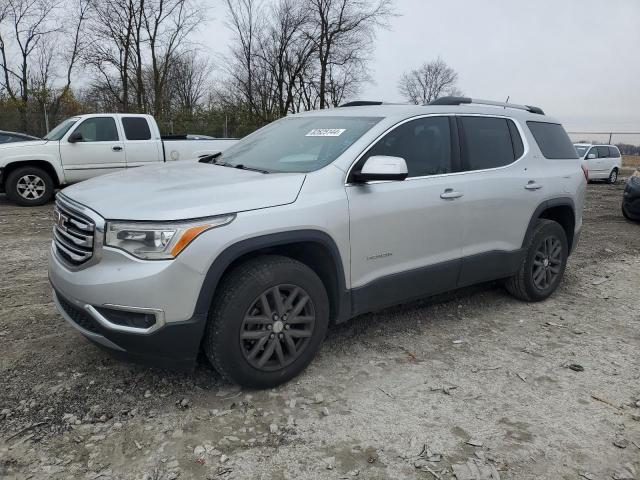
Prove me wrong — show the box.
[240,284,316,371]
[532,236,563,290]
[16,174,46,200]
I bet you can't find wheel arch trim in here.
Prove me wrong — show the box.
[194,229,351,322]
[523,197,577,253]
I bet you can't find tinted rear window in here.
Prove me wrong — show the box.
[122,117,152,140]
[609,146,620,158]
[459,117,516,171]
[527,122,578,159]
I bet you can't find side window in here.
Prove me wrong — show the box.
[586,147,598,158]
[597,146,610,158]
[74,117,119,142]
[526,121,579,159]
[0,133,10,143]
[122,117,152,141]
[361,116,452,177]
[609,146,620,158]
[459,116,515,171]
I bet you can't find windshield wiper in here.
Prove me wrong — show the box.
[198,152,223,164]
[199,154,270,174]
[231,164,271,174]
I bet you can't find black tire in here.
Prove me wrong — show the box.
[5,166,55,206]
[607,168,618,184]
[505,219,568,302]
[204,255,329,388]
[622,202,636,221]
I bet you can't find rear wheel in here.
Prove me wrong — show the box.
[505,219,568,302]
[204,255,329,388]
[5,166,55,206]
[608,168,618,184]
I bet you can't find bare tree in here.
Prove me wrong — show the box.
[224,0,263,117]
[255,0,316,117]
[306,0,393,109]
[85,0,139,111]
[0,0,60,129]
[398,57,462,105]
[168,52,211,115]
[143,0,203,117]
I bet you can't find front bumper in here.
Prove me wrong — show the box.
[49,242,209,370]
[52,287,206,369]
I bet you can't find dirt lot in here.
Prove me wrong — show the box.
[1,181,639,480]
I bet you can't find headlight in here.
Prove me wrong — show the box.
[633,170,640,178]
[105,214,235,259]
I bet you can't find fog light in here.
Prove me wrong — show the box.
[94,307,157,329]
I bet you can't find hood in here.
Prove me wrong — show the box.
[62,161,306,221]
[0,140,48,150]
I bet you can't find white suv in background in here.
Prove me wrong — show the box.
[574,143,622,183]
[48,97,586,388]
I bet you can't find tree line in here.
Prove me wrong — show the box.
[0,0,464,138]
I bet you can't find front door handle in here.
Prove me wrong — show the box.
[525,181,542,191]
[440,188,464,200]
[112,146,123,152]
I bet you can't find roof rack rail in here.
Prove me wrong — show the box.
[339,101,384,107]
[428,96,545,115]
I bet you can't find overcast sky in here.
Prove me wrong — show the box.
[200,0,639,139]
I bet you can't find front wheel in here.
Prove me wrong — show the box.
[204,255,329,388]
[505,219,568,302]
[5,166,55,206]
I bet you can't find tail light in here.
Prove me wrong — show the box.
[581,164,589,182]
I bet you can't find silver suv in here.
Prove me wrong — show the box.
[49,97,586,388]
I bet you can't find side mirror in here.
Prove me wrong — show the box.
[587,153,596,159]
[68,131,83,143]
[352,155,408,183]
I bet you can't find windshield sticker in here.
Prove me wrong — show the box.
[306,128,346,137]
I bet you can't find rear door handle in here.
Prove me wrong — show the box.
[525,181,542,191]
[440,188,464,200]
[112,146,123,152]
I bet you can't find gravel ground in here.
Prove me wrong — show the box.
[1,181,639,480]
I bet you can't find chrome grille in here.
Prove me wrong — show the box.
[53,198,95,266]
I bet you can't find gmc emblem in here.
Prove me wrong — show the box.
[53,209,68,232]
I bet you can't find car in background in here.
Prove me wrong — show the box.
[574,143,621,183]
[0,130,40,143]
[622,169,640,221]
[0,114,238,206]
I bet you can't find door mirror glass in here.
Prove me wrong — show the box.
[587,153,596,159]
[68,131,83,143]
[353,155,408,183]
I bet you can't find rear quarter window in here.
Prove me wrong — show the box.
[526,121,578,159]
[459,116,517,171]
[122,117,152,140]
[609,146,621,158]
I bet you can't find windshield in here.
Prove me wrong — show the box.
[218,116,382,173]
[574,145,589,157]
[43,117,79,141]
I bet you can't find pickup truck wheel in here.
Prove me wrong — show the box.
[505,219,568,302]
[6,166,54,206]
[204,255,329,388]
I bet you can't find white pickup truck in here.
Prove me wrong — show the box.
[0,113,238,206]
